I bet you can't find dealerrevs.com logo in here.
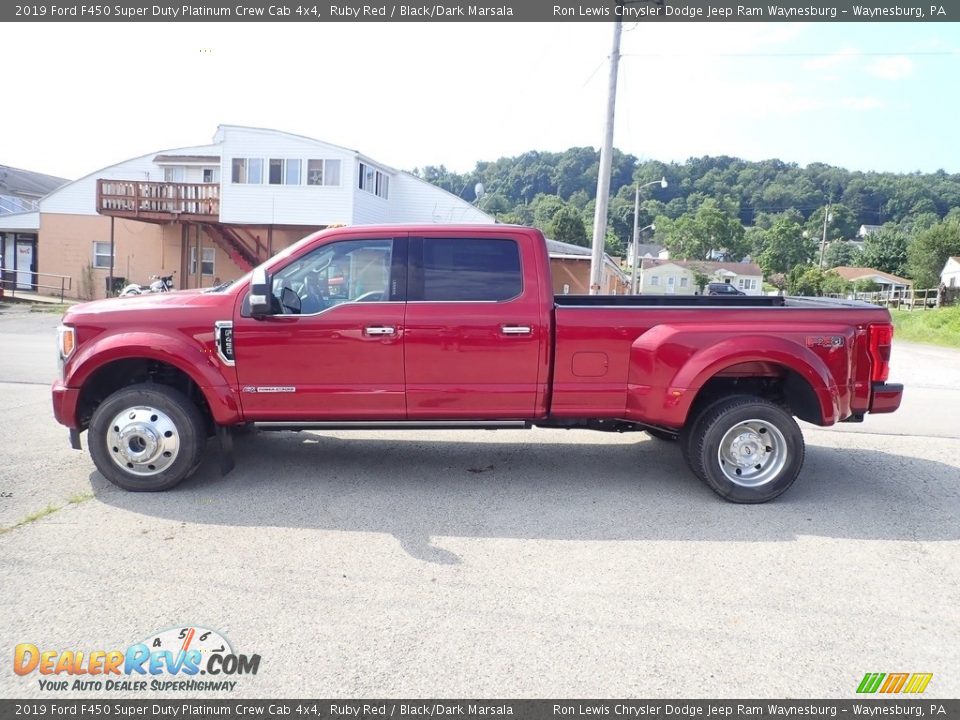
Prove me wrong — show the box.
[856,673,934,694]
[13,626,260,692]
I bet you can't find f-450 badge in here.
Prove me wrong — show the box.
[805,335,845,348]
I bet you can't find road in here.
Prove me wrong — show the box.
[1,303,958,699]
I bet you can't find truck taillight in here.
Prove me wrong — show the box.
[868,323,893,383]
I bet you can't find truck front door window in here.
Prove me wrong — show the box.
[270,239,395,315]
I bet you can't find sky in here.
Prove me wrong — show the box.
[4,21,959,181]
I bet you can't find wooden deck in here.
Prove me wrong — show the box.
[97,179,219,222]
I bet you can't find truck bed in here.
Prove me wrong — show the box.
[555,295,886,309]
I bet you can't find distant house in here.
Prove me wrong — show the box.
[0,164,68,215]
[941,257,960,288]
[831,266,912,293]
[1,165,70,292]
[547,238,629,295]
[639,259,764,296]
[857,224,882,238]
[625,242,668,267]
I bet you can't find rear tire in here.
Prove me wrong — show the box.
[686,395,805,503]
[89,383,206,492]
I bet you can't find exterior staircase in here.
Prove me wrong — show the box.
[203,224,269,272]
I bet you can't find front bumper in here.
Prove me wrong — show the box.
[51,380,81,429]
[870,382,904,414]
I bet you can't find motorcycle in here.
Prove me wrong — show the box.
[119,273,175,297]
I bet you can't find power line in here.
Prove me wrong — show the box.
[622,50,958,58]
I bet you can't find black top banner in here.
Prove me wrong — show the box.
[1,699,958,720]
[5,0,960,22]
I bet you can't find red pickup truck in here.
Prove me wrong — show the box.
[52,224,902,503]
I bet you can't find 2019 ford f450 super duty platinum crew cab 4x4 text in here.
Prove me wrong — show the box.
[51,224,903,503]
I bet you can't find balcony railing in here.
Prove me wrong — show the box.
[97,180,219,219]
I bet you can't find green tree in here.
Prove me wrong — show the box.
[907,219,960,288]
[547,205,588,246]
[788,265,826,296]
[805,203,858,244]
[656,199,746,261]
[691,269,711,294]
[755,217,813,276]
[821,271,851,297]
[853,278,880,294]
[530,194,565,229]
[856,225,909,278]
[824,240,858,268]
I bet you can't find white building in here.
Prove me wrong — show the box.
[30,125,493,299]
[941,257,960,288]
[638,259,764,296]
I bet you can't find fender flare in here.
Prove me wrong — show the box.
[632,328,839,426]
[66,331,240,424]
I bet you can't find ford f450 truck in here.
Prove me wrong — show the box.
[51,224,903,503]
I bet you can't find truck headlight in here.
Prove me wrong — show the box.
[57,325,76,379]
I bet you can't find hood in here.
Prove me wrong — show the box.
[63,288,234,323]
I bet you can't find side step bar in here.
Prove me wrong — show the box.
[254,420,531,431]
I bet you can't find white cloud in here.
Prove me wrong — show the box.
[838,97,887,111]
[803,48,860,71]
[869,56,915,80]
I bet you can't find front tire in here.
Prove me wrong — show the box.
[686,395,805,503]
[89,384,206,491]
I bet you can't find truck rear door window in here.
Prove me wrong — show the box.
[420,238,521,302]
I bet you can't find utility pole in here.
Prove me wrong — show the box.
[631,184,640,294]
[819,203,831,270]
[588,20,623,295]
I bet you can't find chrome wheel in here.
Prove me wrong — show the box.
[106,406,180,477]
[716,419,787,488]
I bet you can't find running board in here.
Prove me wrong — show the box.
[253,420,531,431]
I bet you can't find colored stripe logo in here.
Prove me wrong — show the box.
[857,673,933,694]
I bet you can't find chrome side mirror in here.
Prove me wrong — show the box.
[249,267,271,318]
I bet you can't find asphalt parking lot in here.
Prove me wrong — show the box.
[1,301,958,699]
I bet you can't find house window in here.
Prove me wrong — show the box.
[680,277,689,288]
[269,159,302,185]
[190,246,215,276]
[285,159,301,185]
[358,162,389,199]
[164,167,186,182]
[306,159,341,186]
[92,241,113,269]
[231,158,262,184]
[650,275,660,286]
[738,278,746,289]
[202,167,220,183]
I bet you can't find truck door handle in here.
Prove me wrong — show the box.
[365,326,396,336]
[501,325,532,336]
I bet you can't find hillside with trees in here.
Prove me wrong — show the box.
[414,150,960,292]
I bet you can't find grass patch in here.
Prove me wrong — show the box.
[0,492,94,536]
[891,306,960,349]
[29,303,72,314]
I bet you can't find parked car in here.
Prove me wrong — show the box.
[52,225,902,503]
[707,282,746,296]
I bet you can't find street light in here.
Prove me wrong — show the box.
[631,223,656,294]
[631,177,668,294]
